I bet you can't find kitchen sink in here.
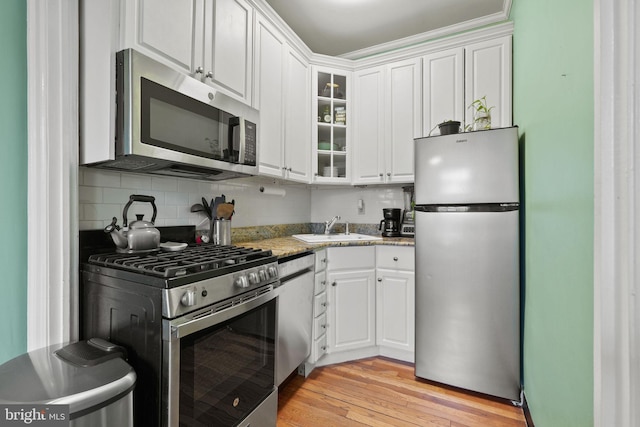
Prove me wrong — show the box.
[292,233,383,244]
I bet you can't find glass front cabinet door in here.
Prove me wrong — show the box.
[313,67,350,182]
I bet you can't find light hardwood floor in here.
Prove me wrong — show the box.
[277,357,526,427]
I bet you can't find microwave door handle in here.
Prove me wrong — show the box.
[238,118,246,163]
[228,116,245,164]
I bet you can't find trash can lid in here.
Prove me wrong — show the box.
[0,340,136,416]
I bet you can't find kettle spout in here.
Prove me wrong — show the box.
[104,217,128,249]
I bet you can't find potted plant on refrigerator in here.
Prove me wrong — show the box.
[465,96,494,131]
[437,120,461,135]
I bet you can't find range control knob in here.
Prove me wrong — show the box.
[248,272,259,285]
[181,290,197,307]
[267,266,278,278]
[234,275,249,288]
[258,269,267,281]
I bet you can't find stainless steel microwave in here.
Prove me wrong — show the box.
[80,49,259,181]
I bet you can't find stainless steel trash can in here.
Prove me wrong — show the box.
[0,338,136,427]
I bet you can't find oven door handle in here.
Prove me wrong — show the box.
[164,289,276,341]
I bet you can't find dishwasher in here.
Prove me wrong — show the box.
[276,251,315,386]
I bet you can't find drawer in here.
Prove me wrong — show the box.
[314,249,327,273]
[314,271,327,295]
[314,312,327,338]
[327,246,375,271]
[314,292,327,316]
[376,246,415,271]
[314,333,327,359]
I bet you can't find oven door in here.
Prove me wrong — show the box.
[163,290,276,427]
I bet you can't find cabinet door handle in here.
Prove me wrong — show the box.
[195,66,204,75]
[321,302,327,307]
[205,71,213,80]
[393,257,398,261]
[387,172,391,177]
[377,278,382,282]
[332,281,337,286]
[321,280,326,285]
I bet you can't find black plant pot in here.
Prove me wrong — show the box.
[438,121,461,135]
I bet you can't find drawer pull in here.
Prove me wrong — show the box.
[393,257,398,261]
[377,278,382,282]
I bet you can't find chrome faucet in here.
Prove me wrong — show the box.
[324,215,341,234]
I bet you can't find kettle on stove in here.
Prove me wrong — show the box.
[104,194,161,253]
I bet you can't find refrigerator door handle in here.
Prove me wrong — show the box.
[415,203,518,213]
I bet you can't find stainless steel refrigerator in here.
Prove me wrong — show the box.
[414,126,521,402]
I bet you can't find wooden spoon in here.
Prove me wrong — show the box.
[216,203,235,220]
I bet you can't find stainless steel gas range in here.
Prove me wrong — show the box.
[81,239,279,427]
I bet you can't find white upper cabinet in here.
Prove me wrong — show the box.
[121,0,253,103]
[283,47,311,182]
[255,15,311,182]
[203,0,253,102]
[121,0,202,74]
[384,58,422,183]
[352,66,385,184]
[312,67,351,183]
[464,36,512,130]
[255,15,285,177]
[423,35,512,136]
[422,47,465,136]
[352,58,421,184]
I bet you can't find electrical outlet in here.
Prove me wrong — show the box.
[357,199,365,214]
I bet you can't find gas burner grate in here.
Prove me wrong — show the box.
[88,244,273,278]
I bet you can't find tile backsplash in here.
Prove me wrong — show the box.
[79,167,408,233]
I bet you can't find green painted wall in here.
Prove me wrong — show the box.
[0,0,28,364]
[511,1,594,425]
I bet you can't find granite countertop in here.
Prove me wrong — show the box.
[236,235,415,258]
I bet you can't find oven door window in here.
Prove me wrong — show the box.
[140,77,234,162]
[179,299,276,426]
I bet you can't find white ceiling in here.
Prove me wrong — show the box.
[263,0,509,58]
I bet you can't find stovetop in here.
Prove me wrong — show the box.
[80,227,277,289]
[87,244,274,279]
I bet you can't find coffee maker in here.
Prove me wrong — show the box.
[400,186,415,237]
[379,208,402,237]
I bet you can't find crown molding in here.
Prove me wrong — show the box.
[340,10,512,61]
[251,0,513,69]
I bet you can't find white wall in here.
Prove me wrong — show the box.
[78,168,311,230]
[79,167,407,231]
[310,185,406,224]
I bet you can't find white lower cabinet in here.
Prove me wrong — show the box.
[325,247,376,360]
[328,268,377,353]
[375,246,415,363]
[314,245,416,367]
